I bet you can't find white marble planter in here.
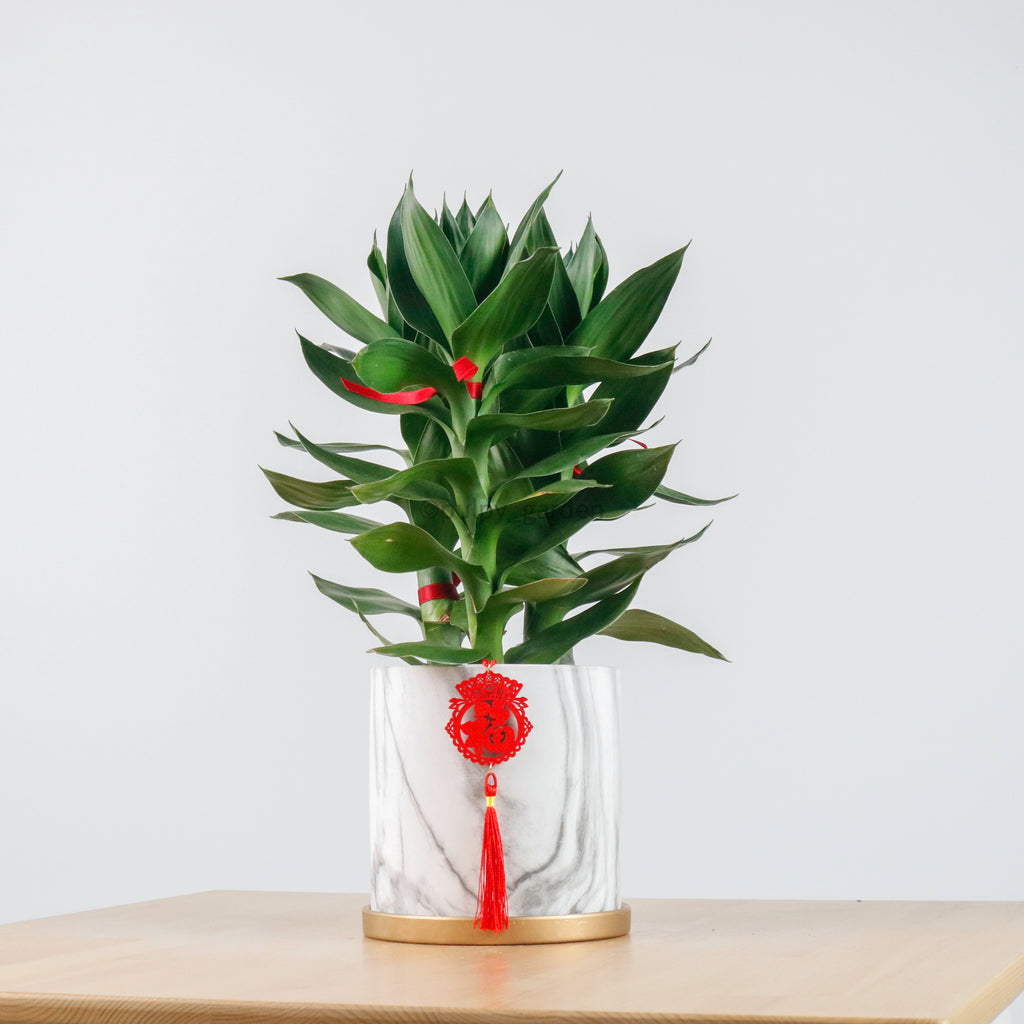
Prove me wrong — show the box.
[369,664,621,919]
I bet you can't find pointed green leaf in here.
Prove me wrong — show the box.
[656,485,737,507]
[274,432,409,462]
[452,247,559,365]
[565,246,687,361]
[350,458,481,508]
[288,423,397,483]
[369,641,487,664]
[598,609,728,660]
[486,478,607,525]
[353,338,462,402]
[350,522,485,580]
[456,195,476,235]
[592,233,609,306]
[439,197,466,253]
[260,468,357,510]
[504,171,562,274]
[386,194,447,344]
[566,217,599,318]
[460,194,508,301]
[505,579,641,664]
[504,546,582,586]
[526,304,563,348]
[507,445,676,569]
[280,273,392,345]
[466,400,611,456]
[400,183,477,341]
[482,346,670,408]
[300,335,444,421]
[485,577,587,608]
[310,574,420,618]
[568,348,675,439]
[510,424,655,481]
[527,209,581,339]
[557,525,711,608]
[490,479,611,577]
[575,524,711,560]
[367,235,389,317]
[271,509,383,535]
[676,338,711,371]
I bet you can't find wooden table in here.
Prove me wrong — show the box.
[1,891,1023,1024]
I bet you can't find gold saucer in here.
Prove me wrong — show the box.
[363,903,631,945]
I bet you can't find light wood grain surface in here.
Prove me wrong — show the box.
[1,891,1023,1024]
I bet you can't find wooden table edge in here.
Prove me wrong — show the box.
[0,991,997,1024]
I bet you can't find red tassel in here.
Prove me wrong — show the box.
[474,772,509,932]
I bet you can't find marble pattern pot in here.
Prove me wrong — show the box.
[369,664,621,920]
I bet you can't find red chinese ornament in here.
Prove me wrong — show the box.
[446,661,532,766]
[445,660,531,932]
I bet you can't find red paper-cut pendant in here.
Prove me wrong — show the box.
[445,660,532,767]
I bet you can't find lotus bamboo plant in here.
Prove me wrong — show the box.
[264,174,731,665]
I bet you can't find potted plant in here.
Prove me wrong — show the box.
[265,174,731,944]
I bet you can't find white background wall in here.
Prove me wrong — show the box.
[1,0,1022,926]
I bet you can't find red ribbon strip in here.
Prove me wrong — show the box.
[341,379,439,405]
[341,358,481,406]
[418,582,459,604]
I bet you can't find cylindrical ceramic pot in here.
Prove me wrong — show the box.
[366,664,624,942]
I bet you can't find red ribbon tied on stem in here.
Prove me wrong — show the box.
[341,356,481,405]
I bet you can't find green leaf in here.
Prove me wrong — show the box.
[352,337,462,402]
[558,525,711,608]
[460,194,509,301]
[527,209,581,339]
[280,273,392,346]
[275,432,409,462]
[526,304,563,348]
[485,577,587,608]
[452,248,559,366]
[369,641,488,664]
[400,182,477,341]
[350,458,481,508]
[510,424,655,481]
[504,546,582,586]
[482,347,670,408]
[466,400,611,457]
[555,444,677,520]
[565,246,687,361]
[271,509,382,535]
[569,348,675,439]
[486,478,607,526]
[456,195,476,235]
[574,524,711,560]
[439,197,466,253]
[506,445,676,568]
[676,338,711,371]
[367,234,389,317]
[505,579,641,664]
[655,484,737,507]
[350,522,485,581]
[489,479,611,576]
[504,171,562,274]
[300,335,444,421]
[260,468,357,510]
[566,217,600,318]
[386,193,447,344]
[310,574,420,618]
[592,233,609,306]
[288,423,397,483]
[598,609,728,660]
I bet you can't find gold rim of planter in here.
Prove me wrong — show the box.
[363,903,631,945]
